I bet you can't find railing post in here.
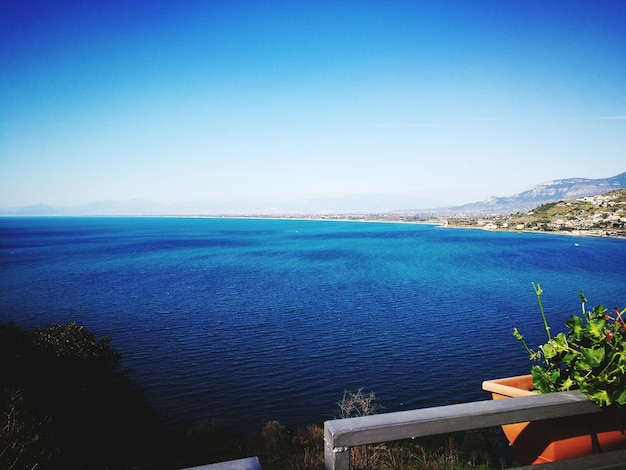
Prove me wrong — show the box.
[324,421,350,470]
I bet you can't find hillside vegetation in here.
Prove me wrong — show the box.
[446,189,626,238]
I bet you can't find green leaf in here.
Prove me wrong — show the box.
[586,389,611,407]
[581,347,605,368]
[574,362,591,372]
[531,366,558,393]
[587,319,607,339]
[591,304,608,321]
[615,389,626,406]
[565,315,584,340]
[558,377,575,391]
[541,342,557,359]
[562,352,579,363]
[551,333,569,353]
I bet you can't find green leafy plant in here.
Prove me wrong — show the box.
[514,283,626,407]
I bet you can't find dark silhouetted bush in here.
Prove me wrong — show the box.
[1,322,167,469]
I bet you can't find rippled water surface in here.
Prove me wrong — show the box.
[2,217,625,431]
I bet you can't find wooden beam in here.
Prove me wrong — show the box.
[325,391,599,449]
[181,457,262,470]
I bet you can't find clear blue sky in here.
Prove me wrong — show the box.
[1,0,625,211]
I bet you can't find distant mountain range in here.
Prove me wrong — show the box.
[432,171,626,216]
[0,194,446,216]
[2,172,625,217]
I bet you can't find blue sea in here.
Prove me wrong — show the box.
[1,217,625,431]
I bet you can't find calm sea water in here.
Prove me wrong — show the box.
[1,217,625,431]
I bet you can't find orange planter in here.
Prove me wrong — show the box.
[482,375,626,465]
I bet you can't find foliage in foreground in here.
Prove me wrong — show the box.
[2,322,504,469]
[1,322,167,469]
[514,284,626,407]
[173,401,501,470]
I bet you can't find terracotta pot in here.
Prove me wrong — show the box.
[482,374,626,465]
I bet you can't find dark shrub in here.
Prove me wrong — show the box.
[1,322,166,469]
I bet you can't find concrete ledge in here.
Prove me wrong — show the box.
[325,391,598,448]
[324,390,605,469]
[181,456,262,470]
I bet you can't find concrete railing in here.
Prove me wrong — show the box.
[323,390,608,470]
[181,456,262,470]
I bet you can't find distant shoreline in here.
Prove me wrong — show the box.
[2,213,625,240]
[442,222,626,240]
[0,213,440,225]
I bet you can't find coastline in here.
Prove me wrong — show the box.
[441,222,626,240]
[199,213,626,238]
[2,213,624,239]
